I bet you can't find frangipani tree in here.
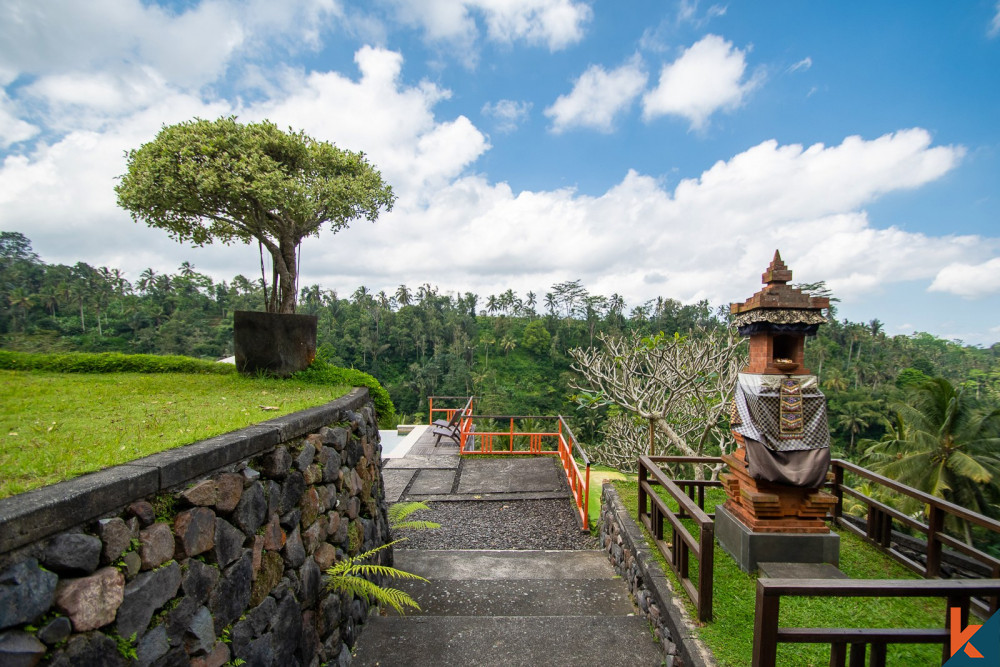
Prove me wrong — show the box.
[116,117,395,314]
[570,329,746,479]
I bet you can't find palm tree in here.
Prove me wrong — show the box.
[862,377,1000,544]
[395,284,411,307]
[137,268,157,294]
[7,288,33,331]
[834,401,875,452]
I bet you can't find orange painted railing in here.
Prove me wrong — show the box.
[428,395,474,426]
[455,413,591,530]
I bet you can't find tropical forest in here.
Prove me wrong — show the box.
[3,229,1000,552]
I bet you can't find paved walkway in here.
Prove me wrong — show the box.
[351,429,664,666]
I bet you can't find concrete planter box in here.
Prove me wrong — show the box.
[234,310,317,377]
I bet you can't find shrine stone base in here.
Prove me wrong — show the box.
[715,504,840,574]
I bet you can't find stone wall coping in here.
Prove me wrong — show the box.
[603,482,716,667]
[0,387,370,556]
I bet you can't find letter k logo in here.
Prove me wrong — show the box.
[952,607,985,658]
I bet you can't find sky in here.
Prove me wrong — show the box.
[1,1,999,345]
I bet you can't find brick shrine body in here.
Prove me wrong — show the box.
[716,251,840,573]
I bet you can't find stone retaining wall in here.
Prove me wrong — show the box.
[599,483,715,667]
[0,387,391,666]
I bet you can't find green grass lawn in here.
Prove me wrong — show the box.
[613,480,961,667]
[0,370,349,499]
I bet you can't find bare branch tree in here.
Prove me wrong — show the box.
[570,328,747,480]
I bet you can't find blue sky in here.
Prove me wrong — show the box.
[1,1,998,344]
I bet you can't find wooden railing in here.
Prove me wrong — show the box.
[830,458,1000,618]
[752,578,1000,667]
[637,455,722,622]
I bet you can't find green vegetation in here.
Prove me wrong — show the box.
[115,117,394,314]
[0,369,349,498]
[388,501,441,531]
[612,480,959,666]
[293,360,395,427]
[0,349,234,374]
[862,376,1000,544]
[325,539,427,614]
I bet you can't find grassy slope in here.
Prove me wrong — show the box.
[0,370,348,498]
[613,480,954,667]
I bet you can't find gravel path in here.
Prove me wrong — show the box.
[393,499,597,550]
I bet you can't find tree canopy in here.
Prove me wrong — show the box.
[115,117,395,313]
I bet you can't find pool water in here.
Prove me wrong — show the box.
[377,426,427,459]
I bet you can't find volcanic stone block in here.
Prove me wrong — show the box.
[116,561,181,640]
[215,473,244,513]
[0,559,58,631]
[174,507,217,558]
[233,482,267,536]
[46,632,126,667]
[294,443,316,471]
[139,522,175,571]
[186,606,216,655]
[279,472,306,515]
[213,517,246,569]
[54,566,125,632]
[43,533,102,576]
[260,447,292,480]
[181,480,218,507]
[97,518,132,565]
[210,550,253,633]
[0,630,46,666]
[183,558,220,606]
[283,526,306,568]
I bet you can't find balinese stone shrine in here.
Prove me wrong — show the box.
[716,251,840,572]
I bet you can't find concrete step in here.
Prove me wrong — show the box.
[393,549,617,581]
[350,615,664,667]
[398,579,638,616]
[349,550,665,666]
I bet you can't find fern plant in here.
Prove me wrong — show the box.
[388,502,441,530]
[326,539,427,614]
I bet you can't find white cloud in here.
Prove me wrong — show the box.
[676,0,727,27]
[990,2,1000,38]
[788,57,812,73]
[642,34,761,129]
[385,0,591,52]
[482,99,532,133]
[545,58,647,133]
[0,92,38,148]
[929,258,1000,297]
[0,28,992,342]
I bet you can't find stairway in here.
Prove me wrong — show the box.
[351,549,664,666]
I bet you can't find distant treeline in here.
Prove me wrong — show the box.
[2,231,998,457]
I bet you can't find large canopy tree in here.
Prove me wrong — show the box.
[116,117,395,314]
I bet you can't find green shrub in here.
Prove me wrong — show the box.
[293,361,396,427]
[0,350,235,375]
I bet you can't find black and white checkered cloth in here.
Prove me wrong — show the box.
[732,373,830,451]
